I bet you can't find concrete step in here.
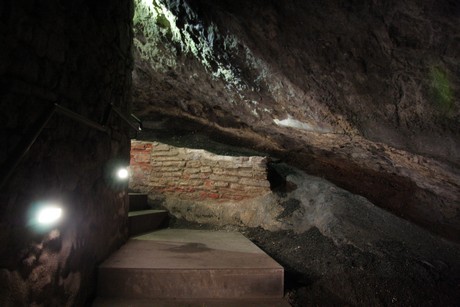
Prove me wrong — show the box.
[128,192,149,211]
[128,210,169,236]
[93,297,291,306]
[97,229,284,300]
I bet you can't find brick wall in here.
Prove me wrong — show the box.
[130,140,271,202]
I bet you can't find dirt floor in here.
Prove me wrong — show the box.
[170,217,460,307]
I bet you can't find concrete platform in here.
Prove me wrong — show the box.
[97,229,284,299]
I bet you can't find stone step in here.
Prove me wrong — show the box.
[93,297,291,306]
[128,192,149,211]
[128,210,169,236]
[97,229,284,300]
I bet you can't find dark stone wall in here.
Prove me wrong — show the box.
[0,0,133,305]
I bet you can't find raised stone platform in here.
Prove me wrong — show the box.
[96,229,285,303]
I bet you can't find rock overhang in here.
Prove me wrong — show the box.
[131,0,460,241]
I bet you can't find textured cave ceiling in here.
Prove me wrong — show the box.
[131,0,459,240]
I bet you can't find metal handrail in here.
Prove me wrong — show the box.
[55,104,110,133]
[0,103,142,189]
[110,104,142,132]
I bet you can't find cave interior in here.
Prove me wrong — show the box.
[0,0,459,306]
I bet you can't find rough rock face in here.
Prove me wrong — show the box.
[132,0,459,240]
[0,0,133,305]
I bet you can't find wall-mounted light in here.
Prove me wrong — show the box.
[28,202,64,231]
[116,167,129,180]
[37,205,63,225]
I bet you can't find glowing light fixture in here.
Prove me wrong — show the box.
[117,167,129,180]
[37,205,62,225]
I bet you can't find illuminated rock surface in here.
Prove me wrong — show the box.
[132,0,460,240]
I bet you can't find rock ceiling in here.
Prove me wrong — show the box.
[131,0,460,240]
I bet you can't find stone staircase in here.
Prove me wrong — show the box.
[93,193,289,306]
[127,193,169,236]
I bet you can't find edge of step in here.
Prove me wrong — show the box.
[128,209,168,217]
[93,297,291,307]
[128,210,169,236]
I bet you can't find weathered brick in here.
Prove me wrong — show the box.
[252,171,267,179]
[162,171,183,177]
[209,174,239,183]
[151,182,168,188]
[184,168,200,174]
[230,183,260,191]
[200,166,212,173]
[203,180,215,188]
[239,178,270,188]
[153,144,171,151]
[200,192,220,199]
[187,160,201,167]
[133,153,150,163]
[179,180,202,186]
[236,169,254,177]
[130,140,270,203]
[131,141,152,150]
[163,161,186,167]
[152,156,184,162]
[151,149,179,156]
[217,161,239,169]
[214,181,229,187]
[160,166,182,172]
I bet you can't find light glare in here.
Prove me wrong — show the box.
[37,206,62,225]
[117,168,129,179]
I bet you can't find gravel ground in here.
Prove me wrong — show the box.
[170,217,460,307]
